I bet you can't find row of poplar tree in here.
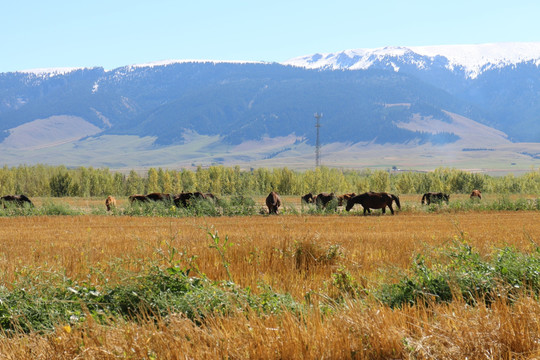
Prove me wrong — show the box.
[0,164,539,197]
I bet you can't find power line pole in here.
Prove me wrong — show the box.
[314,113,322,167]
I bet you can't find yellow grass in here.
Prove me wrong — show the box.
[0,211,539,358]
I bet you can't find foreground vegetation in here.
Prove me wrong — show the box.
[0,212,540,358]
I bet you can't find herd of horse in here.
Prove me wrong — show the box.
[1,189,484,216]
[299,191,401,215]
[125,192,217,209]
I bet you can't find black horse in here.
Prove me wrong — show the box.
[301,193,315,204]
[421,192,450,205]
[173,192,207,207]
[146,192,172,202]
[0,194,34,208]
[128,194,150,204]
[345,192,401,215]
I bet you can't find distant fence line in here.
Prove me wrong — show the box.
[1,164,540,197]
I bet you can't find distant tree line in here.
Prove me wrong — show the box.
[0,164,539,197]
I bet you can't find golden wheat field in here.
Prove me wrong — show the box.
[0,197,539,359]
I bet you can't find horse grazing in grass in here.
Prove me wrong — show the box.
[266,191,281,214]
[421,192,450,205]
[173,192,207,207]
[337,193,356,206]
[146,192,172,202]
[204,193,218,202]
[128,194,149,204]
[470,190,482,199]
[0,194,33,208]
[301,193,315,204]
[315,192,337,209]
[105,195,116,211]
[346,192,401,215]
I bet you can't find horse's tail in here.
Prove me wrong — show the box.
[421,193,426,205]
[392,194,401,209]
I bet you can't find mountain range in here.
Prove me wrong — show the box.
[1,42,539,172]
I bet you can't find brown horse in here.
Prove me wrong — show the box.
[337,193,356,206]
[315,192,337,209]
[346,192,401,215]
[266,191,281,214]
[173,192,207,207]
[301,193,315,204]
[0,194,33,208]
[128,194,149,204]
[421,192,450,205]
[105,195,116,211]
[470,190,482,199]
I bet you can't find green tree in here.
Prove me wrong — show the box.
[146,168,160,193]
[126,170,144,195]
[49,172,72,197]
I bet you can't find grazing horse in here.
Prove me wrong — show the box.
[146,192,172,202]
[301,193,315,204]
[128,194,149,204]
[470,190,482,199]
[266,191,281,214]
[204,193,218,202]
[0,194,33,208]
[346,192,401,215]
[337,193,356,206]
[421,192,450,205]
[315,192,337,209]
[173,192,207,207]
[105,195,116,211]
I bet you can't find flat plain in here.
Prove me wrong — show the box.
[0,199,539,358]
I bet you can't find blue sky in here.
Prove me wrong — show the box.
[1,0,539,72]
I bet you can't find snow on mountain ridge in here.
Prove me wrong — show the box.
[284,42,540,78]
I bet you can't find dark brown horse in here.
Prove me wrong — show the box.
[470,189,482,199]
[346,192,401,215]
[204,193,218,202]
[173,192,207,207]
[337,193,356,206]
[129,194,149,204]
[266,191,281,214]
[0,194,33,208]
[421,192,450,205]
[146,192,172,202]
[301,193,315,204]
[315,192,337,209]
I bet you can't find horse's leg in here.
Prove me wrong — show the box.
[389,204,394,215]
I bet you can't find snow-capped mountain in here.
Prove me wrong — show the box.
[284,42,540,79]
[1,43,540,169]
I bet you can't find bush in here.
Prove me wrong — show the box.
[0,264,302,334]
[220,195,257,216]
[378,244,540,308]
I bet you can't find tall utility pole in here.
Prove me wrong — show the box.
[314,113,323,167]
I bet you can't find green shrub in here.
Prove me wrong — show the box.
[0,264,302,334]
[378,244,540,308]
